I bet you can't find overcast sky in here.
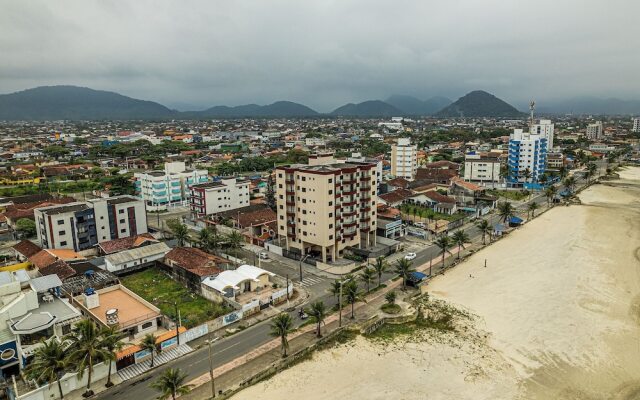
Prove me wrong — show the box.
[1,0,638,111]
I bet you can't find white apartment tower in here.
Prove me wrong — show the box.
[633,118,640,133]
[391,138,417,180]
[530,119,555,150]
[586,121,603,140]
[134,162,209,211]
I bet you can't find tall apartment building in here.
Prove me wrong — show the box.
[189,178,250,218]
[463,153,502,183]
[391,138,417,180]
[586,121,603,140]
[134,161,208,211]
[35,196,148,251]
[531,119,555,149]
[507,129,548,186]
[275,154,377,263]
[88,195,148,242]
[633,118,640,133]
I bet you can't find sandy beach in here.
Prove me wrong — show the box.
[230,166,640,400]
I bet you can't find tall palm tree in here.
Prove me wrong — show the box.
[306,301,327,338]
[329,280,341,299]
[539,173,548,187]
[522,167,532,184]
[434,235,452,268]
[99,326,126,387]
[452,230,470,259]
[545,186,557,206]
[64,319,110,397]
[225,231,245,262]
[587,162,597,183]
[140,334,159,368]
[372,256,388,288]
[168,219,189,247]
[394,259,414,291]
[150,368,192,400]
[344,280,361,319]
[497,201,515,224]
[270,313,293,357]
[25,339,68,399]
[198,228,211,250]
[528,202,539,218]
[558,166,568,179]
[475,219,491,245]
[360,267,375,293]
[564,176,576,193]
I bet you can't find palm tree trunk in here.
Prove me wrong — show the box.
[351,302,355,319]
[457,246,460,259]
[150,352,154,368]
[57,378,64,399]
[106,356,113,387]
[172,389,176,400]
[378,274,381,288]
[85,361,93,396]
[442,252,445,268]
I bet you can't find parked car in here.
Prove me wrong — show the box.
[259,251,269,260]
[414,222,426,228]
[404,252,417,261]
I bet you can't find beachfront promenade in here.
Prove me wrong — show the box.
[92,163,605,400]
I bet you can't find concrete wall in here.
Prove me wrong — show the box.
[17,361,113,400]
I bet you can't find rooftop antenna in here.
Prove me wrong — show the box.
[529,100,535,128]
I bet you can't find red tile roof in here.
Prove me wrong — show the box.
[164,247,228,276]
[12,240,42,258]
[378,189,413,205]
[98,233,158,254]
[39,260,76,280]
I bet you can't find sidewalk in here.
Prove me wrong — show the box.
[117,344,194,381]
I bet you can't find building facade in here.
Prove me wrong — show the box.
[463,154,502,183]
[89,196,148,242]
[531,119,555,149]
[134,161,209,211]
[507,129,548,187]
[189,178,250,218]
[633,118,640,133]
[391,138,417,180]
[35,203,98,251]
[586,121,603,140]
[275,155,377,263]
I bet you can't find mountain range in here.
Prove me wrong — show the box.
[0,86,638,121]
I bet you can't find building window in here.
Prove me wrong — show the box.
[121,228,126,233]
[118,209,124,214]
[59,230,65,235]
[142,321,153,330]
[60,241,67,246]
[119,219,125,223]
[57,220,64,225]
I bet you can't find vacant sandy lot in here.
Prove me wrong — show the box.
[231,167,640,400]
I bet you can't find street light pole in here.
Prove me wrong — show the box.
[206,339,216,398]
[299,254,309,282]
[174,302,180,345]
[339,279,343,328]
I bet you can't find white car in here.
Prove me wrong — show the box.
[404,252,417,261]
[414,222,426,228]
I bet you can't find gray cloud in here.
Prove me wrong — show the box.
[1,0,638,111]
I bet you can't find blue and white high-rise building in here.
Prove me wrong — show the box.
[507,128,548,188]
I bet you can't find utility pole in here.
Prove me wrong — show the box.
[286,274,289,300]
[174,302,180,345]
[206,339,216,398]
[338,279,343,328]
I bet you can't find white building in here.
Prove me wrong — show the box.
[586,121,603,140]
[633,118,640,133]
[189,178,251,218]
[88,195,148,243]
[464,154,502,183]
[531,119,555,150]
[391,138,417,180]
[507,129,548,186]
[104,242,171,274]
[134,161,209,211]
[35,202,97,251]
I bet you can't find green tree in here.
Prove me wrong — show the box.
[329,280,341,299]
[497,201,515,224]
[452,230,470,259]
[372,256,388,288]
[44,145,69,160]
[306,301,327,338]
[344,280,361,319]
[528,202,539,218]
[385,291,397,305]
[25,339,68,399]
[586,163,597,184]
[563,176,577,193]
[225,231,245,262]
[167,219,189,247]
[434,235,452,268]
[265,172,276,211]
[394,258,415,291]
[99,326,126,387]
[140,334,159,368]
[360,267,375,293]
[270,313,294,357]
[545,186,557,206]
[150,368,192,400]
[476,219,491,245]
[15,218,36,238]
[64,320,110,397]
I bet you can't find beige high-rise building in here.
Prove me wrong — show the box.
[275,154,377,263]
[391,138,417,180]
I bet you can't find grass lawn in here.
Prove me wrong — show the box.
[120,268,232,328]
[486,189,529,201]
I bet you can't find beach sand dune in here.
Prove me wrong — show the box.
[230,167,640,400]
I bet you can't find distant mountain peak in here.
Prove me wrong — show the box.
[435,90,523,118]
[386,95,452,116]
[330,100,402,117]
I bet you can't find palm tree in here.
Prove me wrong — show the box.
[25,339,68,399]
[564,176,576,193]
[528,202,539,218]
[225,231,245,262]
[98,326,126,387]
[198,228,211,250]
[372,256,388,288]
[150,368,192,400]
[344,280,361,319]
[559,166,568,179]
[270,313,293,357]
[587,162,597,183]
[452,230,470,259]
[385,291,397,305]
[544,186,557,206]
[140,334,159,368]
[168,219,189,247]
[539,173,548,187]
[497,201,515,224]
[306,301,327,338]
[434,235,452,268]
[475,219,491,245]
[329,280,341,299]
[394,259,414,291]
[64,319,111,397]
[522,168,532,184]
[360,267,375,293]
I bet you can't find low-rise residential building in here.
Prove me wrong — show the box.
[88,195,148,242]
[189,178,250,218]
[104,242,171,275]
[34,202,97,251]
[163,247,231,290]
[463,153,502,183]
[134,161,209,211]
[546,152,565,170]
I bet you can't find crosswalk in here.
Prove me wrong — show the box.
[297,276,324,287]
[117,344,194,381]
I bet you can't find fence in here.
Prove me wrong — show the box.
[264,242,283,256]
[16,362,113,400]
